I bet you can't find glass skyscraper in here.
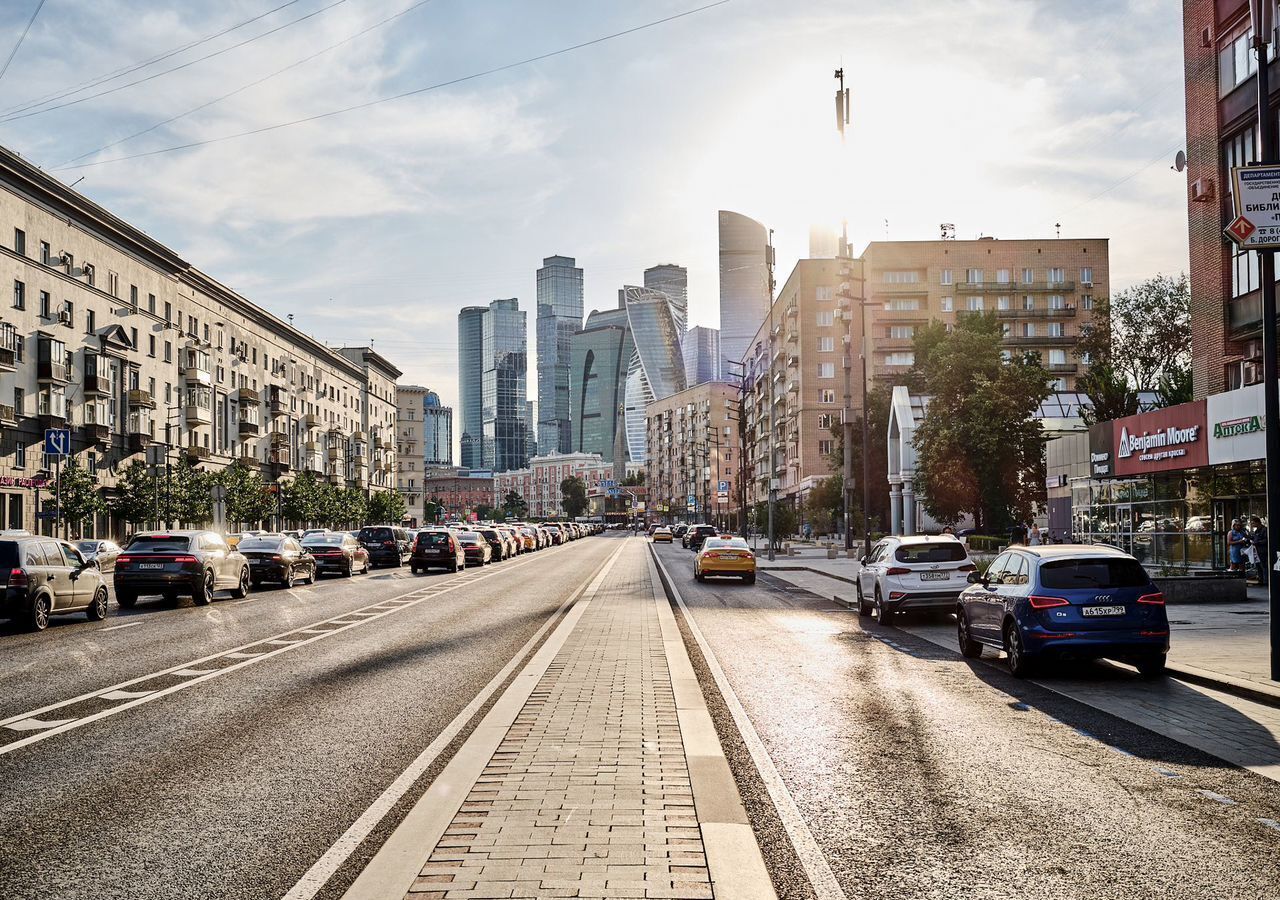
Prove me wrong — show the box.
[718,210,770,378]
[423,390,453,466]
[643,263,687,332]
[682,325,721,386]
[569,307,634,466]
[622,286,686,465]
[457,306,486,468]
[535,255,583,456]
[480,297,529,473]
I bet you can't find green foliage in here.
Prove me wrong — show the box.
[218,461,273,528]
[751,500,797,539]
[822,383,892,535]
[621,470,645,486]
[367,489,407,525]
[910,312,1053,534]
[333,488,368,529]
[474,503,495,521]
[280,471,322,525]
[560,476,588,518]
[109,460,158,527]
[1156,363,1194,408]
[1075,274,1191,396]
[803,476,843,536]
[501,490,528,519]
[56,459,105,537]
[168,457,213,526]
[1077,362,1139,426]
[425,496,445,523]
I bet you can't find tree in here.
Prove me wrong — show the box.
[803,476,842,537]
[109,460,158,528]
[474,503,495,521]
[55,459,105,537]
[622,470,645,486]
[822,382,893,536]
[333,488,368,529]
[219,461,273,528]
[502,490,528,519]
[751,500,797,540]
[910,312,1053,534]
[560,476,588,518]
[425,496,445,524]
[1076,274,1191,397]
[280,471,322,525]
[368,489,407,525]
[1077,362,1140,426]
[167,457,213,526]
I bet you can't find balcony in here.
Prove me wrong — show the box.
[0,322,17,372]
[184,386,213,425]
[1228,292,1263,338]
[127,388,156,409]
[995,306,1077,319]
[269,451,291,474]
[269,392,288,417]
[878,307,928,322]
[302,413,321,430]
[128,431,151,453]
[180,348,212,385]
[37,358,70,383]
[1002,335,1075,347]
[1048,363,1079,374]
[270,431,289,449]
[185,444,211,462]
[956,281,1074,293]
[84,371,112,396]
[234,386,259,404]
[352,429,368,444]
[0,403,14,425]
[238,414,260,437]
[785,304,798,317]
[874,337,914,350]
[37,389,67,422]
[871,281,929,293]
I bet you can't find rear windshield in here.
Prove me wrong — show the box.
[417,532,451,546]
[238,538,284,550]
[127,535,191,552]
[75,541,99,553]
[0,542,18,568]
[359,527,393,542]
[457,533,480,544]
[705,538,749,550]
[303,534,345,546]
[895,542,967,563]
[1039,558,1150,589]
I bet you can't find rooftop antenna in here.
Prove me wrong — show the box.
[940,223,956,240]
[1055,222,1061,239]
[287,314,294,327]
[884,218,889,238]
[833,68,850,142]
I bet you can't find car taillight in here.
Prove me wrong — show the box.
[1028,595,1069,609]
[272,554,283,561]
[885,567,911,576]
[383,540,396,547]
[1137,592,1166,606]
[958,563,976,572]
[116,555,134,566]
[8,568,28,589]
[889,591,907,600]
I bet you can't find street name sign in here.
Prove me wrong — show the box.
[1228,165,1280,248]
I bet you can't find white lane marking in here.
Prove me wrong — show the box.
[225,651,266,659]
[299,629,332,635]
[0,542,579,757]
[650,548,849,900]
[281,539,627,900]
[1154,768,1183,779]
[5,717,77,732]
[1258,818,1280,832]
[267,638,306,645]
[100,689,154,701]
[99,621,142,632]
[1196,789,1237,805]
[173,668,218,677]
[231,598,258,605]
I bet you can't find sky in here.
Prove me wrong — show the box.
[0,0,1188,460]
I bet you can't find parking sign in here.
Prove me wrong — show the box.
[43,428,71,457]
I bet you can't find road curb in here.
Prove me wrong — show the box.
[1166,662,1280,709]
[644,550,777,900]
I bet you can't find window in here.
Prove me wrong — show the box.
[13,387,23,416]
[1219,23,1272,97]
[966,268,983,284]
[14,441,25,468]
[148,293,156,314]
[13,228,24,255]
[148,335,156,357]
[164,341,172,363]
[108,271,119,297]
[885,351,915,366]
[1021,267,1033,284]
[940,296,953,312]
[818,336,834,352]
[966,296,984,312]
[1048,322,1065,337]
[886,298,920,311]
[817,413,834,428]
[1049,294,1065,310]
[1080,267,1093,285]
[164,301,172,323]
[1000,349,1012,363]
[1002,323,1012,338]
[38,291,49,318]
[889,325,915,339]
[820,389,836,403]
[997,295,1011,310]
[1082,294,1094,310]
[86,309,96,334]
[882,271,919,284]
[130,327,138,348]
[83,264,95,286]
[1047,267,1065,284]
[816,310,834,326]
[12,280,23,309]
[1225,124,1260,297]
[1051,377,1067,391]
[818,439,834,456]
[815,285,833,300]
[818,362,835,378]
[996,268,1011,284]
[1023,322,1035,337]
[87,452,98,475]
[940,269,953,285]
[1049,349,1067,366]
[39,241,50,264]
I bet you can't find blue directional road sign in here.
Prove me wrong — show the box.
[602,479,617,488]
[44,428,72,457]
[718,480,730,492]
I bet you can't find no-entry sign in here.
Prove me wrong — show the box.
[1229,165,1280,248]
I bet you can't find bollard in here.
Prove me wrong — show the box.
[827,548,837,559]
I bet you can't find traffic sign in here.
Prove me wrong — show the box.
[718,480,730,492]
[602,479,616,488]
[1226,215,1257,244]
[36,510,59,520]
[43,428,71,457]
[1229,165,1280,248]
[717,492,729,502]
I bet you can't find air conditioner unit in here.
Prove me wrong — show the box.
[58,310,72,325]
[1081,280,1093,287]
[1190,178,1214,202]
[1244,339,1263,361]
[1244,360,1263,385]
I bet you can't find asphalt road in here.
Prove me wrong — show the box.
[652,542,1280,900]
[0,533,621,900]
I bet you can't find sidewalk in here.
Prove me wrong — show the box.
[757,554,1280,704]
[345,539,773,900]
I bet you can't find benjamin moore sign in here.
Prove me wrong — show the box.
[1112,400,1208,476]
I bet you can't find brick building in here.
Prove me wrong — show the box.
[492,452,612,519]
[645,381,738,525]
[421,467,494,522]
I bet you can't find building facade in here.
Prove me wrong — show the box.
[478,297,530,473]
[645,381,738,526]
[457,305,486,469]
[682,325,721,386]
[421,466,495,522]
[492,451,613,518]
[622,286,687,465]
[644,263,688,332]
[718,210,771,376]
[0,145,399,538]
[569,306,633,466]
[423,389,452,466]
[859,238,1107,390]
[535,255,583,456]
[396,384,428,526]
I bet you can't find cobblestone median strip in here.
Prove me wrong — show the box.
[344,538,772,900]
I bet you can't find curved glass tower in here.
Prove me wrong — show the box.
[718,210,770,377]
[622,286,686,464]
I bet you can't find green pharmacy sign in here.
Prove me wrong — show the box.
[1213,415,1262,439]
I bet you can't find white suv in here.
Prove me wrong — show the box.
[856,535,976,623]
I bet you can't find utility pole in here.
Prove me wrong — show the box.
[1249,0,1280,681]
[766,229,777,561]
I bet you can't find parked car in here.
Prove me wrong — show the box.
[694,536,756,584]
[1,535,109,630]
[226,530,266,549]
[541,525,563,545]
[518,526,540,552]
[686,524,719,553]
[652,526,674,543]
[410,529,465,574]
[477,527,510,561]
[497,526,522,556]
[672,524,689,541]
[357,525,412,567]
[75,539,123,574]
[114,531,250,607]
[956,545,1169,678]
[457,531,492,566]
[856,535,974,622]
[301,531,370,577]
[238,534,317,588]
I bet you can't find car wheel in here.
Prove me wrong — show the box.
[1004,623,1034,677]
[957,610,983,658]
[695,570,705,582]
[229,567,250,600]
[344,563,354,578]
[856,581,871,617]
[116,590,138,609]
[192,570,215,605]
[86,586,109,621]
[874,588,893,625]
[410,565,419,575]
[1136,656,1167,678]
[305,566,316,585]
[28,593,50,631]
[744,573,756,585]
[282,567,295,590]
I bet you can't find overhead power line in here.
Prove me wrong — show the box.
[0,0,46,88]
[55,0,734,171]
[62,0,440,166]
[0,0,350,124]
[0,0,305,118]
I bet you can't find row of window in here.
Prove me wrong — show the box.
[881,267,1095,286]
[882,295,1093,313]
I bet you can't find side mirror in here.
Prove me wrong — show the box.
[966,570,984,585]
[857,556,867,566]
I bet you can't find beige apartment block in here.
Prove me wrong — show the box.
[860,238,1108,389]
[0,145,400,538]
[645,380,738,524]
[396,384,428,525]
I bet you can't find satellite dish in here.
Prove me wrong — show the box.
[1173,150,1187,173]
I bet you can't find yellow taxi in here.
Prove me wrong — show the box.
[652,526,674,543]
[694,535,756,584]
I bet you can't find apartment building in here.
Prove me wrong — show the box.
[859,238,1107,390]
[0,145,399,537]
[396,384,428,525]
[492,452,612,519]
[645,381,738,525]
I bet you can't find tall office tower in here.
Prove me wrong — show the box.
[480,298,530,473]
[423,390,453,466]
[682,325,721,386]
[718,210,771,377]
[644,263,688,332]
[535,255,584,456]
[457,306,487,468]
[569,307,634,466]
[621,286,687,465]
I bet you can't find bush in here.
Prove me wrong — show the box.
[966,534,1004,553]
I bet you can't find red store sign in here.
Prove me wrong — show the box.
[0,475,49,489]
[1112,400,1208,476]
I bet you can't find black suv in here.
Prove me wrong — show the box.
[686,524,719,552]
[357,525,412,567]
[114,531,250,606]
[0,535,110,630]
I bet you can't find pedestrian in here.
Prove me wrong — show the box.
[942,525,955,536]
[1227,519,1251,573]
[1008,522,1027,546]
[1250,516,1269,587]
[1028,524,1042,546]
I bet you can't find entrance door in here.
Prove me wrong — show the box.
[1212,499,1239,570]
[1115,504,1134,557]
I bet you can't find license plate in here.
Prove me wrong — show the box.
[1082,605,1125,617]
[920,572,950,581]
[138,563,164,570]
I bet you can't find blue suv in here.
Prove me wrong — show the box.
[956,545,1169,678]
